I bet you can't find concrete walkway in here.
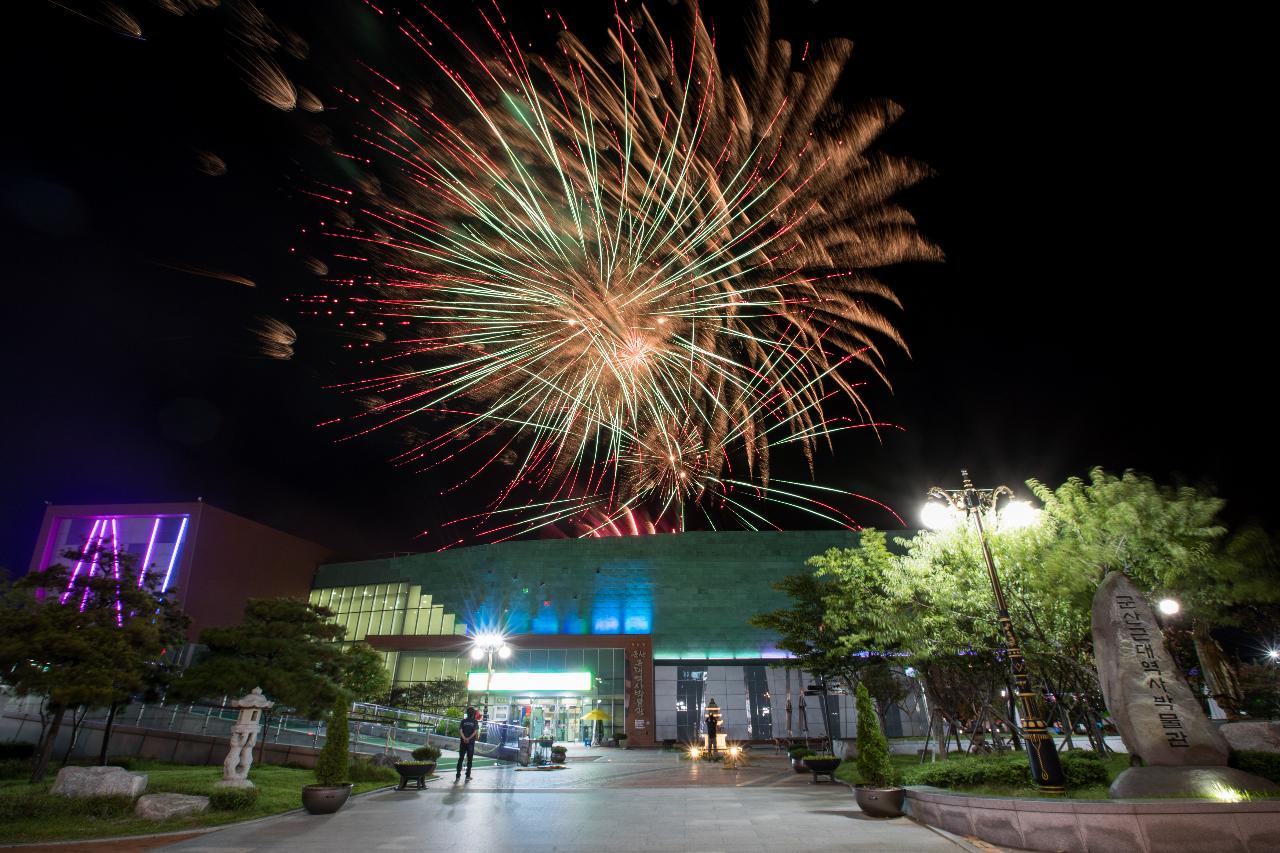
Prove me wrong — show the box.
[158,750,970,853]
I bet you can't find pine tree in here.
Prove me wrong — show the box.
[314,693,350,786]
[855,682,896,788]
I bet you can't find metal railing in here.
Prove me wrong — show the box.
[1,693,525,761]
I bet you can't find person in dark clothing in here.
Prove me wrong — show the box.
[704,711,718,755]
[456,707,479,782]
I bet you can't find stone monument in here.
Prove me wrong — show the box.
[216,687,273,789]
[1092,572,1276,797]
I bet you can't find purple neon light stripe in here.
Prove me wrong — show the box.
[111,518,123,626]
[138,517,161,587]
[61,519,103,605]
[161,516,189,592]
[79,524,106,611]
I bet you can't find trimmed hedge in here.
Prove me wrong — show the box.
[411,745,442,762]
[788,746,816,759]
[904,751,1108,791]
[349,758,398,783]
[0,791,134,821]
[1230,750,1280,784]
[208,786,260,811]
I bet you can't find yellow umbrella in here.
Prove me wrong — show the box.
[581,709,611,721]
[582,708,611,746]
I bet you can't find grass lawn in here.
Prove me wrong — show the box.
[0,760,393,844]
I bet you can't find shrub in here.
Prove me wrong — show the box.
[349,757,398,783]
[0,759,31,779]
[435,708,463,738]
[0,790,133,821]
[806,753,839,761]
[1231,750,1280,784]
[1060,751,1109,788]
[903,750,1109,791]
[314,695,350,786]
[854,683,897,787]
[411,744,441,762]
[788,745,815,759]
[209,786,260,811]
[0,742,35,761]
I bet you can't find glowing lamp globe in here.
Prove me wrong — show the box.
[1157,598,1180,616]
[470,646,485,661]
[498,645,512,660]
[921,501,958,531]
[999,500,1041,530]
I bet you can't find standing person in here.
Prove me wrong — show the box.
[704,709,718,756]
[456,707,478,782]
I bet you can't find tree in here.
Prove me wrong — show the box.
[340,643,392,704]
[171,597,345,763]
[1033,468,1280,717]
[0,550,188,782]
[854,682,896,788]
[314,692,350,785]
[390,678,467,714]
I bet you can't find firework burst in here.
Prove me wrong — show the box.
[307,0,937,537]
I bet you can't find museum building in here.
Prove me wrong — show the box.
[29,503,924,746]
[308,530,925,747]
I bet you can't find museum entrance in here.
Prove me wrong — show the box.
[507,696,585,743]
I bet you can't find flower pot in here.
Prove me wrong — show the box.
[802,757,840,774]
[854,785,906,818]
[791,757,809,774]
[302,782,353,815]
[393,761,436,790]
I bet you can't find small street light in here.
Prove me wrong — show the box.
[471,631,511,720]
[1157,598,1181,616]
[923,470,1065,795]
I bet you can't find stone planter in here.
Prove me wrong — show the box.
[302,783,353,815]
[394,762,436,790]
[854,785,906,818]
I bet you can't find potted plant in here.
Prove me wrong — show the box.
[304,695,354,814]
[393,744,440,790]
[550,744,568,764]
[614,733,628,749]
[802,752,841,780]
[788,745,815,774]
[851,682,904,817]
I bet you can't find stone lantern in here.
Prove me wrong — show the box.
[216,687,273,788]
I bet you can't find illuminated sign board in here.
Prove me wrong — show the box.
[466,672,592,692]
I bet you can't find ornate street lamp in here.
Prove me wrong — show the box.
[470,631,512,720]
[923,470,1065,794]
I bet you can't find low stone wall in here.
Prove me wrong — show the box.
[905,787,1280,853]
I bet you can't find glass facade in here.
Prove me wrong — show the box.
[309,583,468,644]
[743,665,773,738]
[675,668,707,742]
[41,514,190,592]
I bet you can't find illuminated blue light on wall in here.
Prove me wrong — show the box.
[531,604,560,634]
[562,613,588,634]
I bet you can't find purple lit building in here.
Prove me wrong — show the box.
[28,501,335,642]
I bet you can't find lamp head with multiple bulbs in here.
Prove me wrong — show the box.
[470,630,512,660]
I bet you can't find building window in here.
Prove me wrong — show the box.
[675,668,707,742]
[743,665,772,739]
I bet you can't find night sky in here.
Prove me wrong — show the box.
[1,2,1267,572]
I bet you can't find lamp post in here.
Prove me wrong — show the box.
[470,631,512,721]
[924,470,1065,794]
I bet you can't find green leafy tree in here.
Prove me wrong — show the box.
[314,692,350,785]
[854,682,896,787]
[171,597,345,762]
[0,551,188,782]
[1033,468,1280,717]
[340,643,392,704]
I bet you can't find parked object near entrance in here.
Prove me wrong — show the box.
[1092,573,1277,798]
[217,688,273,789]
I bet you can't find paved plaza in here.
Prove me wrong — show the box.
[157,750,974,853]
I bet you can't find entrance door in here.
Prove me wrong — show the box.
[508,697,584,743]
